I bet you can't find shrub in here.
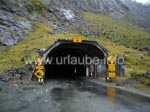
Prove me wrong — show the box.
[130,71,143,78]
[25,0,47,13]
[142,79,150,85]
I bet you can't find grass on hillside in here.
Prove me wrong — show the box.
[82,12,150,73]
[0,23,83,73]
[83,12,150,48]
[0,12,150,75]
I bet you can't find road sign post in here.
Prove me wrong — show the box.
[106,55,116,81]
[34,57,45,84]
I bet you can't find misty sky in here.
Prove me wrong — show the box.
[134,0,150,4]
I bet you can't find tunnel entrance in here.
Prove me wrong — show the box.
[42,39,108,79]
[45,65,86,78]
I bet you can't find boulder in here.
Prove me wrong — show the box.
[139,46,150,52]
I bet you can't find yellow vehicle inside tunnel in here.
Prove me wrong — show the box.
[34,39,109,83]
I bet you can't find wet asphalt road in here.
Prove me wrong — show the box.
[0,78,150,112]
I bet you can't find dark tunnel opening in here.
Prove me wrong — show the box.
[45,65,86,78]
[44,40,107,79]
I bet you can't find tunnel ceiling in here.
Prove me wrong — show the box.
[42,39,108,59]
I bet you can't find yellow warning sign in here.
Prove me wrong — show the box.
[34,69,45,79]
[35,66,44,69]
[108,72,116,78]
[34,65,44,79]
[108,55,115,64]
[108,64,116,71]
[73,37,82,43]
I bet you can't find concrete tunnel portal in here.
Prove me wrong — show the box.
[41,39,108,78]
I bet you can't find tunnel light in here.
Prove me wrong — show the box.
[90,72,93,77]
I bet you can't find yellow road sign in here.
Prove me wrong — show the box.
[73,37,82,43]
[34,69,45,79]
[108,64,116,71]
[108,55,115,64]
[36,66,44,69]
[108,72,116,78]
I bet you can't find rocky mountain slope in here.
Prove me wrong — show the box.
[0,0,150,74]
[0,0,81,45]
[0,0,150,46]
[75,0,150,30]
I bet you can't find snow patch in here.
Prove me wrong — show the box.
[61,9,76,21]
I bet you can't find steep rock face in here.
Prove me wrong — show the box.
[120,0,150,30]
[73,0,150,30]
[74,0,124,18]
[0,0,149,46]
[0,0,81,46]
[0,0,32,46]
[0,10,32,46]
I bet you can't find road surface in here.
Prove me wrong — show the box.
[0,78,150,112]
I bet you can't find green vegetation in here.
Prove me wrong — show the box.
[0,12,150,76]
[83,12,150,48]
[28,22,53,39]
[130,70,143,78]
[82,12,150,73]
[0,23,80,73]
[142,78,150,85]
[23,0,47,14]
[0,0,6,5]
[134,83,150,93]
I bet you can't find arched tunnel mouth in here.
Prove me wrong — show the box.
[43,40,107,79]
